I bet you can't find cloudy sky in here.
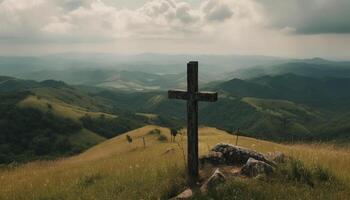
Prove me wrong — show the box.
[1,0,350,59]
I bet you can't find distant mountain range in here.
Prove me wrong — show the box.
[0,54,285,89]
[1,54,350,91]
[1,55,350,163]
[231,57,350,79]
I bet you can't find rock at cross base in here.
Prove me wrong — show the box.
[200,168,226,194]
[240,158,273,177]
[199,151,224,165]
[169,188,193,200]
[200,143,275,166]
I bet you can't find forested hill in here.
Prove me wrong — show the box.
[0,77,156,164]
[214,73,350,109]
[92,73,350,142]
[2,71,350,164]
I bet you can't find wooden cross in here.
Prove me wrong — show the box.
[168,61,218,186]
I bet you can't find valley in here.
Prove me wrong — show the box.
[2,57,350,164]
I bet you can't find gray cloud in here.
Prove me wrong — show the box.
[60,0,89,11]
[202,0,234,22]
[257,0,350,34]
[142,0,199,24]
[0,0,204,43]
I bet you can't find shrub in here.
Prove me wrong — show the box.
[158,135,168,142]
[312,165,331,182]
[148,129,161,136]
[278,158,314,186]
[276,158,334,187]
[126,135,133,143]
[47,103,53,109]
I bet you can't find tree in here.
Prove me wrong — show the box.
[126,135,133,144]
[170,129,178,142]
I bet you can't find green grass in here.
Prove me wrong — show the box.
[0,126,349,199]
[242,97,319,118]
[18,95,117,121]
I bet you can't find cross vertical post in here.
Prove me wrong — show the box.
[187,61,199,185]
[168,61,218,186]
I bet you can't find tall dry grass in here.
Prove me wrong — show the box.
[0,126,349,199]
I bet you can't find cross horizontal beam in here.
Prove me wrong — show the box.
[168,90,218,102]
[168,90,188,100]
[197,91,218,102]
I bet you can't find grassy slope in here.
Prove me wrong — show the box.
[18,95,117,122]
[0,126,349,199]
[241,97,320,135]
[15,93,114,158]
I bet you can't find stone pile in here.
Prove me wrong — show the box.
[199,143,275,167]
[170,143,285,199]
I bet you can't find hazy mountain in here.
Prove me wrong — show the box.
[231,58,350,79]
[0,53,285,83]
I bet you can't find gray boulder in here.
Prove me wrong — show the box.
[200,143,274,166]
[199,151,224,165]
[169,188,193,200]
[241,158,273,177]
[200,168,226,194]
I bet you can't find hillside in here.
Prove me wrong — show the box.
[2,71,350,165]
[0,77,151,164]
[86,72,350,142]
[0,126,349,199]
[2,73,349,150]
[214,73,350,108]
[92,87,323,141]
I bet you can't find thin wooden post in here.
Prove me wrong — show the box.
[235,128,240,146]
[187,62,199,186]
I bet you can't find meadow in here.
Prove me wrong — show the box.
[0,126,350,199]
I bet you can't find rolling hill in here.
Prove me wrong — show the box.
[214,73,350,108]
[87,73,350,141]
[2,68,350,164]
[0,126,349,199]
[90,88,320,141]
[3,72,350,160]
[0,77,152,164]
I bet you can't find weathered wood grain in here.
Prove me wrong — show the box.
[168,61,218,186]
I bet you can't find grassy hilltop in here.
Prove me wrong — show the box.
[1,126,350,199]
